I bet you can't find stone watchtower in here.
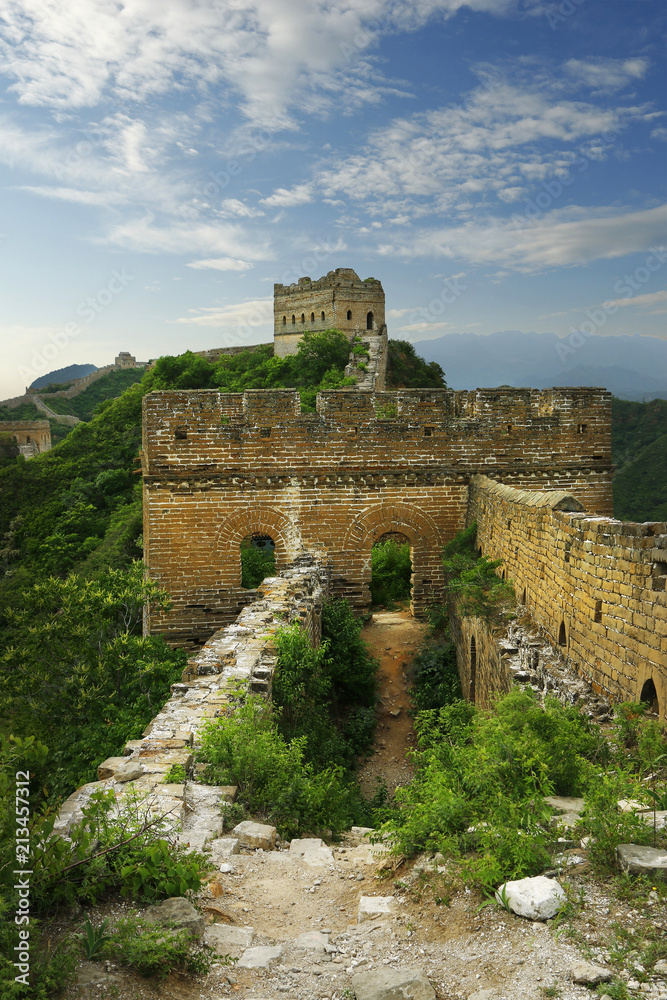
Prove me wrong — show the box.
[273,268,385,358]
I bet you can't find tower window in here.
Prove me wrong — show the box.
[346,309,352,320]
[291,314,295,324]
[301,313,305,323]
[578,423,587,434]
[282,315,286,325]
[310,312,315,323]
[367,310,374,330]
[321,311,325,321]
[558,621,567,646]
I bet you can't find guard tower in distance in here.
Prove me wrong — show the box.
[273,268,385,358]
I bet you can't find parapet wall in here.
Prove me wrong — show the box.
[0,419,51,457]
[142,386,613,645]
[468,476,667,719]
[55,558,329,843]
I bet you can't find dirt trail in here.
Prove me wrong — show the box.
[358,610,429,797]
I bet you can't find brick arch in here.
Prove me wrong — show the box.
[215,506,293,586]
[343,503,441,551]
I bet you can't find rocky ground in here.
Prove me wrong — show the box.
[58,612,667,1000]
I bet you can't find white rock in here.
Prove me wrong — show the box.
[143,897,204,939]
[638,810,667,831]
[290,837,324,854]
[496,876,565,921]
[210,837,241,857]
[617,844,667,875]
[294,930,331,953]
[237,944,283,968]
[618,799,651,813]
[654,959,667,976]
[358,896,398,922]
[232,820,276,850]
[571,961,612,985]
[544,795,585,814]
[351,966,435,1000]
[205,924,254,953]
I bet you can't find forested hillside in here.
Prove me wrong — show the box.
[612,397,667,522]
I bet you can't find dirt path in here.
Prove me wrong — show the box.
[357,610,429,797]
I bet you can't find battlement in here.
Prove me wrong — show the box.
[0,419,51,458]
[273,267,385,357]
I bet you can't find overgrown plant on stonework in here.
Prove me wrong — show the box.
[369,538,412,606]
[410,642,461,711]
[240,539,276,589]
[382,689,610,889]
[197,694,362,837]
[101,915,213,980]
[441,522,515,623]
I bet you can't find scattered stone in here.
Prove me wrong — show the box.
[618,799,651,813]
[468,991,496,1000]
[496,876,566,920]
[113,762,144,782]
[143,897,204,939]
[654,959,667,976]
[638,810,667,831]
[351,966,435,1000]
[358,896,398,922]
[237,944,283,968]
[570,961,612,985]
[205,924,255,954]
[203,901,235,922]
[616,844,667,876]
[232,820,277,850]
[544,795,585,814]
[75,963,120,986]
[210,837,241,858]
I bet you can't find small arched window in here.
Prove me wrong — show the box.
[282,315,286,326]
[367,310,374,330]
[26,435,30,443]
[346,309,352,320]
[321,311,325,321]
[558,621,567,646]
[291,314,295,324]
[301,313,305,324]
[310,312,315,323]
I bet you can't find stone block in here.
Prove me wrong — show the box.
[205,924,254,954]
[97,757,126,780]
[237,944,283,968]
[570,961,612,985]
[358,895,398,922]
[143,897,204,939]
[616,844,667,876]
[232,820,276,850]
[350,966,436,1000]
[496,875,565,920]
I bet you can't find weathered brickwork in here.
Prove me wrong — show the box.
[0,419,51,457]
[274,268,386,357]
[142,386,613,645]
[467,476,667,720]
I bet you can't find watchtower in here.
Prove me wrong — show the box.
[273,268,385,358]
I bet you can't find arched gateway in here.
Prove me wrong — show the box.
[142,385,613,646]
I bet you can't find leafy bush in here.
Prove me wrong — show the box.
[198,695,359,837]
[441,523,514,622]
[105,915,212,979]
[370,539,412,606]
[384,690,610,888]
[411,642,461,711]
[240,540,276,589]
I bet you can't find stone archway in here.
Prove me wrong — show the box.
[215,506,293,588]
[342,503,445,616]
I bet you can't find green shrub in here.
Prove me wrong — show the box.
[240,541,275,589]
[441,523,514,622]
[411,643,461,711]
[370,539,412,606]
[105,915,213,979]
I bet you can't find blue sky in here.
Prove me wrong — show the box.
[0,0,665,398]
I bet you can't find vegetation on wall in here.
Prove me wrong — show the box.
[386,339,446,388]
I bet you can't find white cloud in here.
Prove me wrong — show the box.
[173,297,274,340]
[565,58,649,94]
[18,185,127,205]
[607,290,667,313]
[186,257,254,272]
[97,214,272,258]
[392,204,667,271]
[260,183,314,208]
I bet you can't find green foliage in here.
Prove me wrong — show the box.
[442,523,515,622]
[0,563,186,801]
[612,397,667,521]
[163,764,187,784]
[78,915,112,959]
[384,690,609,889]
[386,340,447,388]
[40,368,144,421]
[410,643,461,711]
[199,695,359,837]
[119,838,204,900]
[322,598,378,711]
[104,915,213,979]
[375,402,398,418]
[240,540,276,589]
[370,539,412,606]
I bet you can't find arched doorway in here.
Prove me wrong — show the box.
[640,678,659,715]
[240,533,276,589]
[370,531,412,607]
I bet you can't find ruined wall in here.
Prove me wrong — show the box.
[274,268,385,358]
[142,387,613,645]
[55,559,329,845]
[468,476,667,720]
[0,419,51,457]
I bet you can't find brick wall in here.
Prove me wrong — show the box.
[142,387,614,645]
[468,475,667,720]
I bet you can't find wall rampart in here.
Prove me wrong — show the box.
[0,419,51,457]
[55,558,329,843]
[142,387,613,645]
[468,475,667,719]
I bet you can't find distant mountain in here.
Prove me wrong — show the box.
[30,363,97,390]
[411,331,667,400]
